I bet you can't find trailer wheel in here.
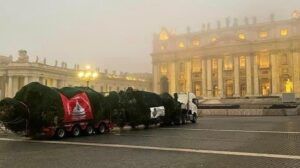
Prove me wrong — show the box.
[98,123,106,134]
[72,126,81,137]
[55,128,66,139]
[182,115,187,125]
[85,125,94,136]
[191,114,197,123]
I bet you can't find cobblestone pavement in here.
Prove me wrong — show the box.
[1,116,300,168]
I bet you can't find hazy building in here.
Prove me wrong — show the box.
[152,11,300,98]
[0,50,152,99]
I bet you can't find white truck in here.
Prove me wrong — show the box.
[176,92,198,123]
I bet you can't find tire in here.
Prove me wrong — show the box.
[55,128,66,139]
[98,123,106,134]
[182,115,187,124]
[175,117,183,125]
[191,114,197,123]
[72,126,81,137]
[85,125,94,136]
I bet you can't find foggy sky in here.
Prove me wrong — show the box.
[0,0,299,73]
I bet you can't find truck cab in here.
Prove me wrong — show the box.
[176,92,198,123]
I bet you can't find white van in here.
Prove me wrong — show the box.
[176,92,198,123]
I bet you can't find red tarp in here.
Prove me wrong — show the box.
[60,92,93,123]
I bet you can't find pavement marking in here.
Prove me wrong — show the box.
[1,137,300,160]
[161,128,300,134]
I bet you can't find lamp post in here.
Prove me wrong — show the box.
[78,66,98,87]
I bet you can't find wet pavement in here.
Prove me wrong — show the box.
[1,116,300,168]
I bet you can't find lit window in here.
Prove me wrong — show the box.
[159,30,169,41]
[238,33,246,40]
[192,40,200,46]
[239,56,246,69]
[259,53,270,68]
[160,45,165,50]
[178,42,185,48]
[280,29,288,36]
[211,37,217,42]
[224,56,233,70]
[259,31,268,38]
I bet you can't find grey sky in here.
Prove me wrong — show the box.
[0,0,299,73]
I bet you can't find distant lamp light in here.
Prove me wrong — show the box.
[280,29,288,36]
[259,31,268,38]
[178,42,185,48]
[78,65,98,87]
[159,30,169,41]
[92,72,98,78]
[78,71,84,78]
[85,65,91,70]
[211,37,217,42]
[192,40,200,46]
[292,10,300,19]
[238,33,246,40]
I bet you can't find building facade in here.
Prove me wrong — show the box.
[152,12,300,98]
[0,50,152,99]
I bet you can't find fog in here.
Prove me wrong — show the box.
[0,0,299,73]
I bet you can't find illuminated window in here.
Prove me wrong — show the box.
[259,31,268,38]
[224,56,233,70]
[259,53,270,68]
[280,29,288,36]
[159,30,169,41]
[192,60,202,72]
[239,56,246,69]
[211,37,217,42]
[238,33,246,40]
[160,45,166,50]
[192,40,200,46]
[178,42,185,48]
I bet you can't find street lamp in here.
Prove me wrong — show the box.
[78,66,98,87]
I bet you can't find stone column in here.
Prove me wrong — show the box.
[169,62,176,94]
[186,61,192,92]
[293,52,300,94]
[206,59,212,97]
[153,64,160,93]
[201,59,207,97]
[6,76,13,97]
[24,76,29,85]
[253,55,259,95]
[53,79,58,88]
[12,77,19,97]
[271,53,279,95]
[233,56,240,97]
[217,58,224,98]
[246,55,252,96]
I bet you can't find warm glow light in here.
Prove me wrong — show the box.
[192,40,200,46]
[78,71,84,78]
[239,33,246,40]
[85,71,91,78]
[280,29,288,36]
[161,45,165,50]
[211,37,217,42]
[178,42,185,48]
[92,72,98,78]
[259,31,268,38]
[159,30,169,41]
